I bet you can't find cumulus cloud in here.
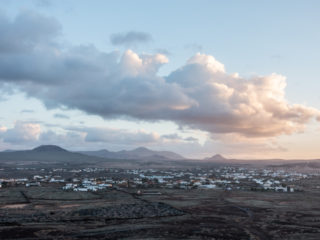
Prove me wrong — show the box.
[0,123,84,149]
[110,31,152,46]
[0,10,60,54]
[68,126,197,147]
[38,130,84,147]
[155,48,170,56]
[0,121,41,143]
[0,11,319,140]
[0,126,6,133]
[0,121,295,158]
[0,121,194,150]
[166,54,320,137]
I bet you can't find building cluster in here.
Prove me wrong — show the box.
[0,166,315,193]
[62,180,112,192]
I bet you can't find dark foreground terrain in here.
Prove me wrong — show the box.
[1,187,320,239]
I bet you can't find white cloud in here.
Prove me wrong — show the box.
[0,126,7,133]
[0,121,41,143]
[0,10,319,141]
[0,122,301,159]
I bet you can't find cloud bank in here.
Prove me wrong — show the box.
[0,11,319,139]
[0,122,194,150]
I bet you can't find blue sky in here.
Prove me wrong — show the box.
[0,0,319,159]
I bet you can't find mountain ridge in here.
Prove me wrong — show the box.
[0,145,103,166]
[1,145,320,169]
[79,146,185,160]
[32,145,68,152]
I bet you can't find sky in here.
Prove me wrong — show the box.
[0,0,319,159]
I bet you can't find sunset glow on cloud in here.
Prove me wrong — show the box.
[0,1,319,159]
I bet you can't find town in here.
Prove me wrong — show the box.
[1,166,318,193]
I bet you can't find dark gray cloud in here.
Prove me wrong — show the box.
[110,31,152,46]
[0,11,319,139]
[0,10,61,54]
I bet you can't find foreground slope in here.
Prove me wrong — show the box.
[1,186,320,239]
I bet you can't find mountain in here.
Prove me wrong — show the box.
[2,145,319,170]
[204,154,227,162]
[0,145,187,169]
[32,145,68,152]
[0,145,103,166]
[79,147,185,160]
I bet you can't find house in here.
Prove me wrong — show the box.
[74,187,88,192]
[198,184,217,189]
[275,186,287,192]
[26,182,41,187]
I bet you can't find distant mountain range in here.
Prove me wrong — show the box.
[0,145,231,169]
[203,154,226,162]
[0,145,103,167]
[78,147,185,161]
[1,145,319,170]
[0,145,189,168]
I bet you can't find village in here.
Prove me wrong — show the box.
[0,166,316,193]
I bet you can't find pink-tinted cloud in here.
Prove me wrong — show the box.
[0,121,41,143]
[0,11,319,139]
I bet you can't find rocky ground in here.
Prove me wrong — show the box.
[1,186,320,239]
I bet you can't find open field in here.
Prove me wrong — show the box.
[0,186,320,239]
